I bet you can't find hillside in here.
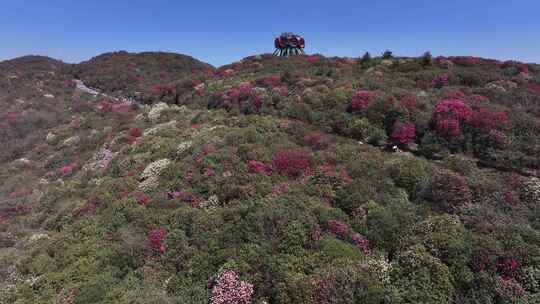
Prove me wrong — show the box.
[65,51,214,102]
[1,52,540,304]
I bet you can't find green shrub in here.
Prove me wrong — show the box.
[344,117,387,145]
[320,237,363,262]
[391,244,454,304]
[403,214,473,285]
[388,158,430,199]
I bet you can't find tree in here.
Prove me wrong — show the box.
[382,50,393,59]
[421,51,433,66]
[360,52,373,68]
[392,244,454,304]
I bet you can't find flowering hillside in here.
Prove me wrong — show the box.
[65,51,214,102]
[1,52,540,303]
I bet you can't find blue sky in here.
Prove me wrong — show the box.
[1,0,539,66]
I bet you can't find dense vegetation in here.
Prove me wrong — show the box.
[1,51,540,303]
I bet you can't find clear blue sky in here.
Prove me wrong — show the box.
[1,0,539,66]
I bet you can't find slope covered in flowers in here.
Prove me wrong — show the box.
[0,52,540,304]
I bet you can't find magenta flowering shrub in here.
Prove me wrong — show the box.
[434,99,472,138]
[238,82,252,96]
[326,219,349,239]
[435,99,473,122]
[347,90,378,113]
[432,74,449,89]
[210,83,264,114]
[210,270,254,304]
[390,121,416,146]
[59,164,75,177]
[226,88,240,101]
[128,127,142,138]
[248,95,264,112]
[4,112,18,125]
[497,256,520,280]
[272,149,312,178]
[148,228,167,254]
[247,160,272,176]
[351,233,370,255]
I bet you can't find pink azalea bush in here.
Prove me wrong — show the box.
[326,219,349,239]
[347,90,377,112]
[432,73,449,89]
[59,164,75,177]
[148,228,167,254]
[128,127,142,138]
[434,99,473,138]
[210,270,254,304]
[247,160,273,176]
[272,149,312,178]
[351,233,370,255]
[390,121,416,146]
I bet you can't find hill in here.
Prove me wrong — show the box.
[1,51,540,303]
[65,51,214,102]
